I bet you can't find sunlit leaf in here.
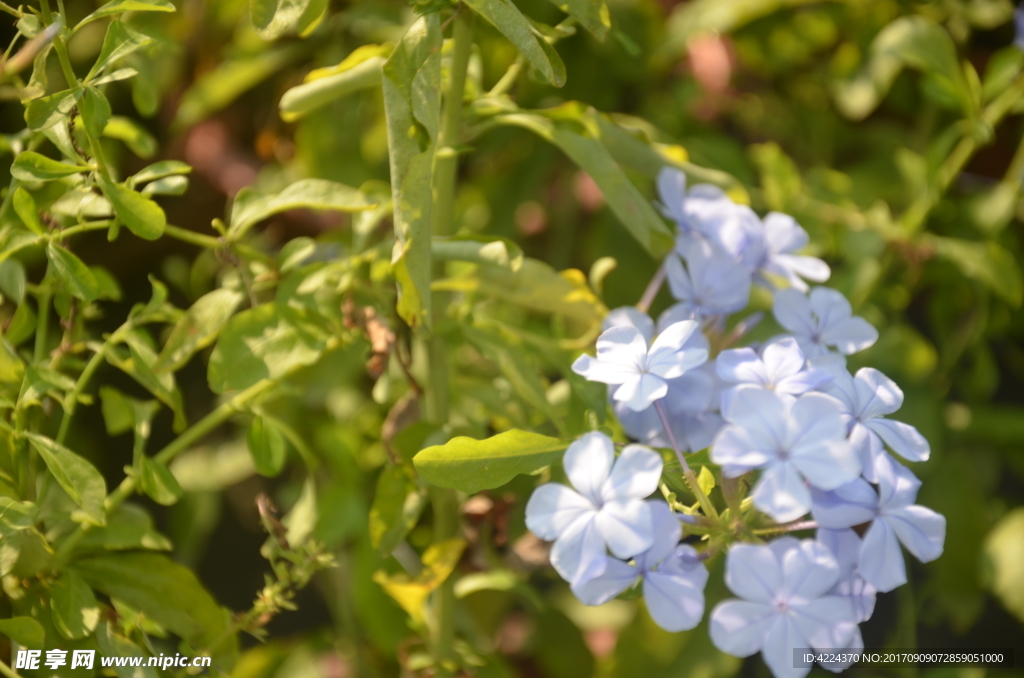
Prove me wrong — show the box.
[413,430,568,494]
[26,433,107,526]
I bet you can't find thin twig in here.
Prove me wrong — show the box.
[636,262,666,314]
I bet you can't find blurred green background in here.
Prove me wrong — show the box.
[3,0,1023,676]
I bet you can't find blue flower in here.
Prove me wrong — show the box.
[754,213,831,291]
[773,287,878,358]
[573,320,708,412]
[810,464,946,593]
[665,239,751,320]
[525,433,663,584]
[815,528,875,673]
[716,337,833,410]
[572,502,709,631]
[811,357,930,483]
[712,389,860,522]
[710,538,858,678]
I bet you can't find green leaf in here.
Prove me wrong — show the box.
[47,242,101,302]
[99,386,139,435]
[51,570,101,640]
[141,175,188,196]
[79,504,172,552]
[24,89,82,131]
[229,178,375,239]
[544,0,610,39]
[154,288,244,372]
[982,47,1024,103]
[131,159,192,185]
[833,16,969,120]
[383,15,442,330]
[0,232,42,267]
[413,430,568,494]
[0,497,36,533]
[432,235,524,271]
[279,236,317,272]
[77,0,175,29]
[247,415,288,477]
[174,47,300,129]
[497,110,673,257]
[462,324,562,431]
[983,507,1024,623]
[140,455,183,505]
[283,476,317,546]
[207,303,329,393]
[464,0,567,87]
[251,0,320,40]
[923,234,1023,307]
[95,622,159,678]
[279,55,384,122]
[98,175,166,240]
[103,116,158,158]
[0,259,26,305]
[5,299,37,346]
[80,86,112,140]
[26,433,107,525]
[0,617,45,648]
[72,552,237,667]
[12,187,44,235]
[373,538,465,624]
[369,464,426,556]
[435,257,607,323]
[86,20,153,81]
[105,332,187,431]
[11,151,89,181]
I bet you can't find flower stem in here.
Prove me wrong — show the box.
[653,399,718,519]
[751,519,817,535]
[636,262,666,314]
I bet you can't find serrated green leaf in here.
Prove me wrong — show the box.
[465,0,566,87]
[414,430,568,493]
[229,178,375,239]
[79,504,172,552]
[247,415,287,477]
[11,151,89,181]
[98,175,166,240]
[26,433,106,526]
[154,288,244,372]
[51,570,101,640]
[47,243,101,302]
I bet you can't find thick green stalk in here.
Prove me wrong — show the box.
[427,9,473,674]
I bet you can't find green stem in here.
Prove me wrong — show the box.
[487,56,523,97]
[163,224,274,264]
[654,400,718,519]
[901,71,1024,234]
[34,286,51,364]
[55,343,108,445]
[54,220,112,239]
[52,378,276,567]
[38,0,76,91]
[426,9,473,674]
[0,658,23,678]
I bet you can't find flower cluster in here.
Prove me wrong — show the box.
[524,168,946,677]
